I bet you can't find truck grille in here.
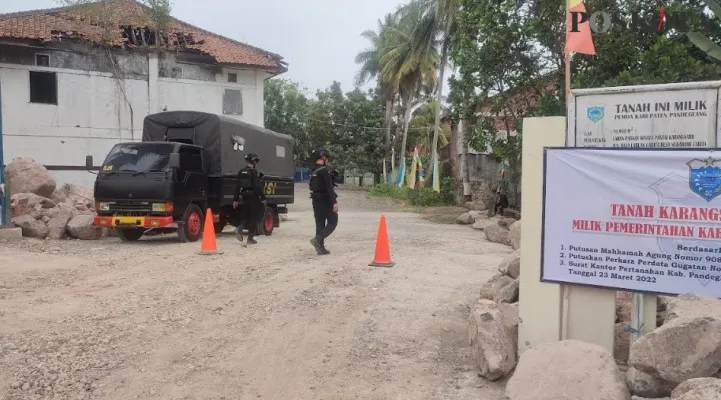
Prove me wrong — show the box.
[109,201,152,213]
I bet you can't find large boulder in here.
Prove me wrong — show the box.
[66,214,106,240]
[498,250,521,279]
[629,316,721,384]
[5,157,56,197]
[508,220,521,250]
[503,208,521,220]
[671,378,721,399]
[626,366,675,398]
[493,278,519,303]
[9,193,55,218]
[485,224,511,246]
[468,299,518,380]
[665,294,721,323]
[12,215,49,239]
[480,274,513,301]
[57,184,94,212]
[47,208,74,240]
[457,212,475,225]
[505,339,630,400]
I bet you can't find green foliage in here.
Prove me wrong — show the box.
[369,176,455,207]
[264,79,385,177]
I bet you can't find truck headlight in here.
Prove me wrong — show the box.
[152,202,173,212]
[95,201,110,211]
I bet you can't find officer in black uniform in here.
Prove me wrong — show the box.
[309,148,338,255]
[233,153,265,245]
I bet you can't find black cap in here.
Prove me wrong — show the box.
[245,153,260,163]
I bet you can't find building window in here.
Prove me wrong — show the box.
[228,73,237,83]
[29,71,58,105]
[35,54,50,67]
[223,89,243,115]
[170,67,182,79]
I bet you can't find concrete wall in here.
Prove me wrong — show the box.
[0,42,271,188]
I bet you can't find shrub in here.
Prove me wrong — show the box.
[369,177,456,207]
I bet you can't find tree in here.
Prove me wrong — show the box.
[355,13,399,173]
[400,0,459,186]
[379,2,440,174]
[264,78,310,160]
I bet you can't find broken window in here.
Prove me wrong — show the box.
[29,71,58,105]
[223,89,243,115]
[228,73,237,83]
[35,54,50,67]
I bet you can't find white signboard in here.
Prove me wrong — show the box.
[542,148,721,297]
[574,89,717,148]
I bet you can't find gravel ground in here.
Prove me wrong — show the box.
[0,184,513,400]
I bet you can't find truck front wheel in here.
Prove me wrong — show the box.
[178,204,204,243]
[117,228,144,242]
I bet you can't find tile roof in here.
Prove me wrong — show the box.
[0,0,286,72]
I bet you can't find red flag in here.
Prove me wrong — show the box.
[566,0,596,55]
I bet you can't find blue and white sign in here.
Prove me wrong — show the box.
[542,148,721,297]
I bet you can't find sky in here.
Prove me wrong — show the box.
[0,0,408,95]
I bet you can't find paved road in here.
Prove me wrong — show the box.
[0,185,512,399]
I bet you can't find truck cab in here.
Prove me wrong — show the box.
[89,141,210,242]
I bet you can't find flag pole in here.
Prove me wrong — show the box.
[561,0,572,342]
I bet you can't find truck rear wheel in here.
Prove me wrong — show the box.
[258,206,275,236]
[117,228,144,242]
[178,204,204,243]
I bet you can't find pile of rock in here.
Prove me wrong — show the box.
[6,157,106,240]
[625,294,721,399]
[456,205,521,249]
[467,250,521,380]
[500,294,721,400]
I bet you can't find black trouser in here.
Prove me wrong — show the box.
[312,196,338,239]
[242,195,263,237]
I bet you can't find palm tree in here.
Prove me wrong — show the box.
[379,3,440,178]
[355,13,397,182]
[398,0,459,189]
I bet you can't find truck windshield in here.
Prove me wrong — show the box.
[101,143,173,174]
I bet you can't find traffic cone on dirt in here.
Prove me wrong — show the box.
[369,215,395,267]
[198,208,222,255]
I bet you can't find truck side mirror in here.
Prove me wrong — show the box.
[85,155,93,170]
[168,152,180,169]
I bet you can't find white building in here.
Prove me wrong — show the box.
[0,0,286,187]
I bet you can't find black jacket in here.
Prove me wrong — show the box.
[310,165,337,204]
[234,166,265,201]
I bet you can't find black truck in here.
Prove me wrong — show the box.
[86,111,295,242]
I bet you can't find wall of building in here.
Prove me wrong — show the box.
[0,42,271,188]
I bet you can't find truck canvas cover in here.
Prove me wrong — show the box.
[142,111,295,178]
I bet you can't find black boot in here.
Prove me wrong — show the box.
[319,240,330,255]
[310,235,325,255]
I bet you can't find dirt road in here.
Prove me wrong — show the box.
[0,185,512,400]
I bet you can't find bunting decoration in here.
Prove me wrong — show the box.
[418,158,426,189]
[409,147,419,189]
[566,0,596,55]
[432,155,440,192]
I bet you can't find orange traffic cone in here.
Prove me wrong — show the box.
[198,208,223,255]
[369,215,394,267]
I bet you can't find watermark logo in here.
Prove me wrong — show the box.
[569,7,696,35]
